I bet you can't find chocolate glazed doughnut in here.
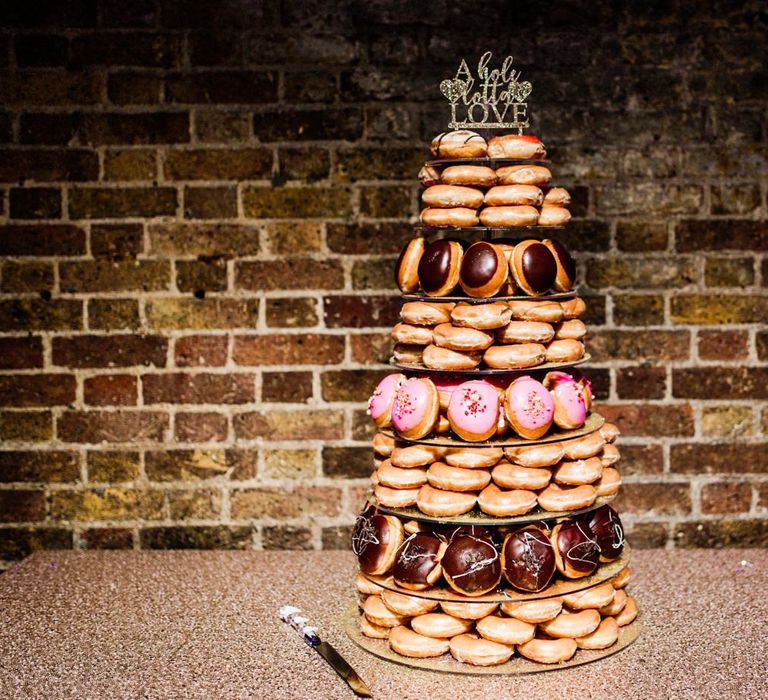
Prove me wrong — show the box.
[552,520,600,579]
[393,532,446,590]
[585,504,626,562]
[459,241,508,298]
[510,240,557,296]
[441,535,502,596]
[542,238,576,292]
[352,512,405,576]
[417,239,463,296]
[501,525,556,592]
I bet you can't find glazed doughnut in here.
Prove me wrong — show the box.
[390,444,445,468]
[441,164,497,187]
[487,134,546,159]
[492,461,551,490]
[417,484,476,517]
[615,596,638,626]
[417,239,463,295]
[392,343,424,364]
[595,467,621,496]
[360,613,390,639]
[395,237,425,293]
[563,431,605,460]
[552,520,600,579]
[363,595,409,628]
[537,483,597,513]
[554,319,587,340]
[587,505,625,562]
[517,637,577,664]
[496,320,554,344]
[446,380,500,442]
[441,535,502,596]
[600,588,627,617]
[391,377,439,440]
[391,323,434,346]
[445,447,504,469]
[381,589,438,617]
[560,296,587,320]
[374,484,419,508]
[459,241,508,297]
[477,484,537,516]
[476,615,535,645]
[543,187,571,206]
[504,376,555,439]
[504,442,564,468]
[501,598,562,624]
[600,422,621,444]
[449,633,514,666]
[600,443,620,467]
[545,371,588,430]
[373,432,395,457]
[451,301,512,330]
[577,616,620,650]
[427,462,491,492]
[421,207,479,228]
[353,512,404,575]
[538,206,572,227]
[440,600,499,620]
[423,185,483,209]
[542,238,576,292]
[612,567,631,589]
[552,457,603,485]
[403,519,428,535]
[495,164,552,186]
[422,344,482,370]
[377,460,428,489]
[484,184,543,207]
[411,613,474,638]
[367,373,405,428]
[574,372,593,411]
[389,624,450,658]
[355,571,386,596]
[418,164,441,187]
[502,526,556,592]
[539,609,601,639]
[433,323,494,352]
[393,532,446,590]
[431,130,487,158]
[483,343,547,369]
[479,205,539,227]
[400,301,454,326]
[563,582,616,611]
[510,240,557,296]
[508,299,564,323]
[545,339,585,364]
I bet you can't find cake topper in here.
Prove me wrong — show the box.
[440,51,531,133]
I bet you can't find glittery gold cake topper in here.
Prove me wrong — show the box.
[440,51,531,133]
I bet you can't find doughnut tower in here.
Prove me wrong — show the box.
[344,66,643,672]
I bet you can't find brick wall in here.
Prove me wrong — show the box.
[0,0,767,567]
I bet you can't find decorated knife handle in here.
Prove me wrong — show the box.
[279,605,321,647]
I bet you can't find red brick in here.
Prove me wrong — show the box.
[69,187,177,218]
[233,334,344,366]
[175,259,227,293]
[71,32,182,67]
[148,223,261,257]
[671,294,768,324]
[87,451,140,482]
[673,520,768,547]
[0,527,72,561]
[616,367,666,399]
[586,255,696,289]
[0,299,82,331]
[619,444,664,476]
[322,446,371,478]
[101,0,158,27]
[697,330,749,360]
[145,449,229,482]
[625,522,669,549]
[350,332,391,364]
[50,487,164,520]
[0,337,43,369]
[0,490,46,522]
[676,220,768,251]
[80,528,134,549]
[0,411,53,442]
[322,525,353,550]
[15,34,69,67]
[88,299,140,330]
[230,486,340,518]
[9,187,62,218]
[0,224,85,255]
[83,375,138,406]
[58,410,169,444]
[613,482,691,515]
[701,482,752,514]
[672,368,768,400]
[60,260,170,293]
[143,373,255,404]
[615,221,668,252]
[146,298,258,330]
[0,71,102,105]
[671,443,768,474]
[263,526,313,550]
[174,412,229,443]
[599,404,694,437]
[327,222,412,254]
[0,261,54,293]
[242,186,352,218]
[613,294,664,326]
[704,256,755,287]
[236,260,344,291]
[254,108,362,142]
[589,330,689,362]
[107,72,163,105]
[0,149,99,182]
[166,71,278,103]
[90,224,143,258]
[262,372,313,403]
[175,336,228,367]
[321,369,389,402]
[333,146,422,181]
[323,295,401,328]
[265,298,318,328]
[233,409,344,440]
[0,451,79,483]
[183,186,238,219]
[188,31,243,66]
[0,374,76,407]
[264,222,322,254]
[165,148,272,180]
[351,409,377,441]
[53,335,167,368]
[194,110,251,142]
[277,148,331,181]
[103,149,158,180]
[168,488,222,519]
[140,526,253,549]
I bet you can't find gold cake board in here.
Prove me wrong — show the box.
[344,602,642,676]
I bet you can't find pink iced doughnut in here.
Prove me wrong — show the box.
[391,377,440,440]
[504,376,555,440]
[447,380,500,442]
[367,373,406,428]
[432,375,465,411]
[544,371,587,430]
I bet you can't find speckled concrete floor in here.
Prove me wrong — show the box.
[0,550,764,699]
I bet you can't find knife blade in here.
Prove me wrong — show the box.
[279,605,372,698]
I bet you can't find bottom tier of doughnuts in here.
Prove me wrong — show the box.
[354,568,639,668]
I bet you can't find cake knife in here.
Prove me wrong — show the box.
[279,605,372,698]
